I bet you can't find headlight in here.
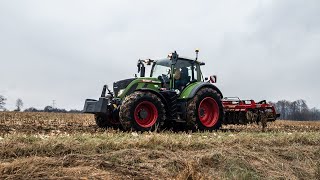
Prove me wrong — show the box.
[118,89,124,96]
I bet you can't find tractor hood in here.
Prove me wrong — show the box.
[113,77,161,98]
[113,78,136,97]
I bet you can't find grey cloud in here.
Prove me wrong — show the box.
[0,0,319,110]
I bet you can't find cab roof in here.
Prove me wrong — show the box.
[155,57,205,67]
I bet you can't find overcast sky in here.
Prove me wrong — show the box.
[0,0,319,110]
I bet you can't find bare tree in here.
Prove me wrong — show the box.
[15,98,24,112]
[0,95,6,110]
[272,99,320,121]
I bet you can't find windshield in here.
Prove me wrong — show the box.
[150,58,202,82]
[151,64,171,78]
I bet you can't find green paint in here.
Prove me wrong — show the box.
[118,77,161,99]
[146,84,159,91]
[179,81,201,99]
[137,83,145,89]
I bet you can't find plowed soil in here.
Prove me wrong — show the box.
[0,112,319,179]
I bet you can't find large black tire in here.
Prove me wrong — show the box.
[186,88,224,131]
[119,91,166,132]
[95,113,121,129]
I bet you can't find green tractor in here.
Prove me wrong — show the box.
[83,50,224,131]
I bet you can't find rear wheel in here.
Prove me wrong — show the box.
[186,88,224,131]
[119,91,165,131]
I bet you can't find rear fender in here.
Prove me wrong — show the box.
[179,82,223,99]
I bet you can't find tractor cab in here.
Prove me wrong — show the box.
[148,51,205,91]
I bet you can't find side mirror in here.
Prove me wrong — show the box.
[207,75,217,83]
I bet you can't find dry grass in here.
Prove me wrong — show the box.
[0,112,320,179]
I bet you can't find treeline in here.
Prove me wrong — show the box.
[24,106,82,113]
[269,99,320,121]
[0,95,81,113]
[1,95,319,120]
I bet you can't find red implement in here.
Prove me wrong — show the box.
[222,97,280,126]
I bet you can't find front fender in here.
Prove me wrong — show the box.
[135,88,168,107]
[118,77,160,99]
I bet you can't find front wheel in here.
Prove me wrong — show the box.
[119,91,165,132]
[186,88,224,131]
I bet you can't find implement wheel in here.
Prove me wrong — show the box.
[186,88,224,131]
[119,91,165,132]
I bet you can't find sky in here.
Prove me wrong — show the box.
[0,0,319,110]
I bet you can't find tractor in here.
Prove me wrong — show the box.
[83,50,279,131]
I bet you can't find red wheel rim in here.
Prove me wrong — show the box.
[198,97,219,127]
[134,101,158,128]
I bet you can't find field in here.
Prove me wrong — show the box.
[0,112,320,179]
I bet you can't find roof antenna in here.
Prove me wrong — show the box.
[195,48,199,61]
